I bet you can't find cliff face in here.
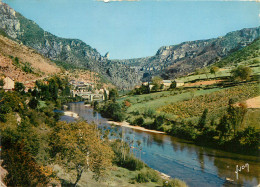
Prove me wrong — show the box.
[0,2,141,89]
[120,27,260,80]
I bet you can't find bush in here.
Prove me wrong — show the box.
[123,155,145,171]
[134,169,160,183]
[146,169,160,182]
[135,171,149,183]
[234,127,260,151]
[134,117,144,126]
[163,178,188,187]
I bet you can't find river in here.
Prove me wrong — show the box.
[61,102,259,187]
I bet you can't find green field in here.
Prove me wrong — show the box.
[160,83,259,121]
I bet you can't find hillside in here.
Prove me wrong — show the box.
[118,27,260,81]
[0,2,142,89]
[0,34,61,86]
[214,37,260,67]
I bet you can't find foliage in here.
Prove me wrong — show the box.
[133,117,144,126]
[151,76,163,87]
[216,115,231,141]
[151,115,165,130]
[231,65,252,81]
[134,169,160,183]
[132,84,150,95]
[197,109,208,131]
[163,178,188,187]
[98,101,125,122]
[2,142,52,186]
[135,171,149,183]
[14,82,25,93]
[28,97,39,109]
[124,100,131,107]
[0,78,4,87]
[111,140,145,171]
[50,121,114,185]
[210,66,219,77]
[234,127,260,151]
[109,88,119,101]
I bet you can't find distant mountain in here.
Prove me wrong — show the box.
[0,2,141,89]
[118,27,260,81]
[214,37,260,67]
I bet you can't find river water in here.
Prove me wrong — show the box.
[61,102,259,187]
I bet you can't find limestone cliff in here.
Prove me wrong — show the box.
[119,27,260,80]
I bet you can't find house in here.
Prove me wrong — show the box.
[162,80,172,87]
[173,80,184,87]
[3,76,15,91]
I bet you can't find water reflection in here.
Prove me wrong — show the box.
[61,102,260,187]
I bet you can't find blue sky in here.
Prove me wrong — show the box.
[3,0,260,59]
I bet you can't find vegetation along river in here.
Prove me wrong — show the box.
[61,102,259,187]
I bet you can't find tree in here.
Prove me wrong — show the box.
[160,84,164,90]
[227,99,247,136]
[134,117,144,126]
[202,67,209,80]
[28,97,39,109]
[2,142,51,186]
[104,90,108,101]
[63,85,71,96]
[216,115,231,141]
[151,84,159,92]
[15,82,25,94]
[0,78,4,88]
[231,66,252,81]
[197,109,208,131]
[152,115,164,130]
[170,81,177,89]
[151,76,163,91]
[109,89,118,101]
[50,121,114,186]
[210,66,219,78]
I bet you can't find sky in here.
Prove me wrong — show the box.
[2,0,260,59]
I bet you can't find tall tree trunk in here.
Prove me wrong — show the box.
[74,167,84,187]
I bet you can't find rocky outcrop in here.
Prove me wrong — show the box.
[0,2,141,89]
[120,27,260,80]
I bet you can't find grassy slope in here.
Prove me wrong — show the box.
[214,37,260,67]
[54,165,187,187]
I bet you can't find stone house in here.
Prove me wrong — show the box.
[162,80,172,87]
[173,80,184,87]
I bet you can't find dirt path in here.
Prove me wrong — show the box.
[107,121,166,134]
[245,96,260,108]
[185,80,222,87]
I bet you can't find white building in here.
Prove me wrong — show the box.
[3,76,14,91]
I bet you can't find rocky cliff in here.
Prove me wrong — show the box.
[0,2,141,89]
[119,27,260,80]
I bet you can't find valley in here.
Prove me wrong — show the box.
[0,1,259,187]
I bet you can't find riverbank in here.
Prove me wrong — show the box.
[107,121,166,134]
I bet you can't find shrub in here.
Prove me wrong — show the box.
[123,155,145,171]
[134,117,144,126]
[146,169,160,182]
[135,171,149,183]
[163,178,188,187]
[134,169,160,183]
